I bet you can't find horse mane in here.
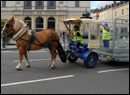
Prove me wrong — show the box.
[13,19,26,32]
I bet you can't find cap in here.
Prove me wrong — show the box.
[104,23,108,26]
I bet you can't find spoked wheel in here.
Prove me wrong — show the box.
[84,53,97,68]
[68,56,78,63]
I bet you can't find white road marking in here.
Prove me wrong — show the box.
[97,68,129,73]
[14,58,60,62]
[1,75,74,87]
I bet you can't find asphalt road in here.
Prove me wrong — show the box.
[1,49,129,94]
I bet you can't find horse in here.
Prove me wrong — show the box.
[2,16,67,70]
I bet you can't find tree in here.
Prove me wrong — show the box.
[1,20,5,31]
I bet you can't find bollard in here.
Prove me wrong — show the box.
[2,36,5,48]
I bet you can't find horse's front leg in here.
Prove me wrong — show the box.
[24,51,30,68]
[15,47,24,70]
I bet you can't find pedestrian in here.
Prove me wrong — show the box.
[100,30,102,41]
[63,31,65,36]
[59,31,62,37]
[63,31,66,38]
[101,23,111,48]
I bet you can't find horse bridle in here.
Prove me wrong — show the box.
[2,20,14,36]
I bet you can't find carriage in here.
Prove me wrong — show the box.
[62,18,101,68]
[62,17,129,68]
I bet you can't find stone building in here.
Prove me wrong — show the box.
[99,1,129,21]
[1,1,90,32]
[99,1,129,32]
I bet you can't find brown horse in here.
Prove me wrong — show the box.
[2,16,67,70]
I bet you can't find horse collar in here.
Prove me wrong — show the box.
[12,26,29,41]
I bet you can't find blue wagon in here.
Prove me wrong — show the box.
[62,18,101,68]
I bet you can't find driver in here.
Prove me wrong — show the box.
[66,25,82,51]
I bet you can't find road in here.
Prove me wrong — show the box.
[1,49,129,94]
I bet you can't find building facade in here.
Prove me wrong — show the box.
[99,1,129,21]
[1,1,90,32]
[93,1,129,32]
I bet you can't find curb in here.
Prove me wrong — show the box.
[1,42,68,51]
[1,48,18,51]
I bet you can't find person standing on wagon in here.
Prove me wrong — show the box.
[101,23,111,48]
[66,25,82,51]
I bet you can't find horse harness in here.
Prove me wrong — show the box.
[14,27,59,52]
[3,20,62,54]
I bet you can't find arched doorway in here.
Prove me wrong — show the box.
[36,17,43,32]
[24,17,31,29]
[48,17,55,30]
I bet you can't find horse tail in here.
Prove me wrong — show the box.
[56,41,67,63]
[49,30,67,63]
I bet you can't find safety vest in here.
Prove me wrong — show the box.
[102,28,111,40]
[72,31,82,43]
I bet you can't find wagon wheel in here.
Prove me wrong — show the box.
[68,56,78,63]
[84,53,97,68]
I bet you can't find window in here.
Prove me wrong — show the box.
[109,11,111,17]
[122,9,124,15]
[106,12,108,18]
[24,17,31,29]
[48,1,56,9]
[48,17,55,30]
[90,23,98,36]
[59,1,63,4]
[2,1,6,7]
[24,1,32,9]
[36,17,43,32]
[115,11,117,17]
[75,1,79,7]
[36,1,44,8]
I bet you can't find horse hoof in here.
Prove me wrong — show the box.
[50,66,55,69]
[48,64,51,67]
[26,65,30,68]
[15,68,22,71]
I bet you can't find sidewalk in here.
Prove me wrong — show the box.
[1,38,68,51]
[1,45,18,50]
